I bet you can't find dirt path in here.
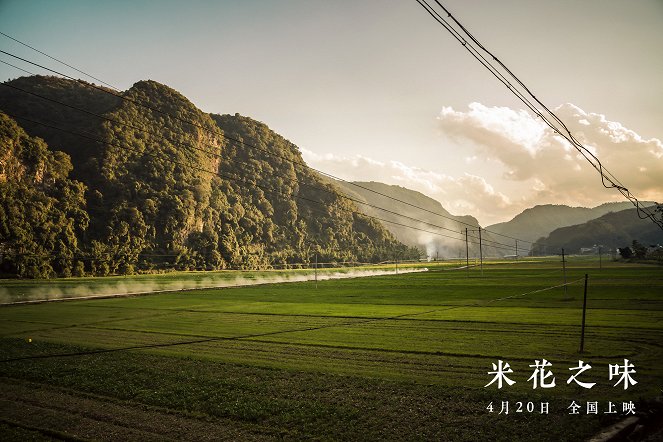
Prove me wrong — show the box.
[0,377,274,441]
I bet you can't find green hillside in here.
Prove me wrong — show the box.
[0,76,416,277]
[532,206,663,255]
[486,202,647,248]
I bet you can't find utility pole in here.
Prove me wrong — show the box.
[515,239,518,260]
[479,227,483,277]
[465,228,469,277]
[562,248,567,297]
[315,252,318,289]
[598,246,602,270]
[579,274,589,353]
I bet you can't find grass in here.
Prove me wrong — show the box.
[0,264,418,305]
[0,257,662,440]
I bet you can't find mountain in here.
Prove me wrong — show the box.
[0,75,417,277]
[532,206,663,255]
[485,202,648,250]
[334,182,660,259]
[333,181,507,259]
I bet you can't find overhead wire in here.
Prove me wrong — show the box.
[420,0,657,213]
[0,36,548,246]
[3,109,519,256]
[0,53,527,254]
[1,80,518,249]
[0,31,118,90]
[416,0,662,229]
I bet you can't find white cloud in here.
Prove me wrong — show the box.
[437,102,663,208]
[301,103,663,226]
[440,103,547,156]
[301,148,516,225]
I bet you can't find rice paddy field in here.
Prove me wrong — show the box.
[1,258,662,441]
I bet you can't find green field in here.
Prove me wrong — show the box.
[1,258,662,441]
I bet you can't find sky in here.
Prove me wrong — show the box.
[1,0,661,226]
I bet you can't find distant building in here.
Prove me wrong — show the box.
[580,245,605,255]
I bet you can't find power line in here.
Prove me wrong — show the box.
[419,0,660,223]
[0,80,511,251]
[415,0,662,230]
[0,39,546,246]
[0,31,118,90]
[0,58,523,253]
[0,59,32,76]
[3,110,518,257]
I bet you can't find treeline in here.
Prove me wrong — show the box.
[0,76,418,278]
[530,206,663,256]
[618,240,663,262]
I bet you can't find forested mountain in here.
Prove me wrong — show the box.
[485,202,646,249]
[532,206,663,255]
[0,75,417,277]
[333,181,507,259]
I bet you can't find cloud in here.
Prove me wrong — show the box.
[437,102,663,204]
[301,148,516,224]
[439,103,548,157]
[301,102,662,226]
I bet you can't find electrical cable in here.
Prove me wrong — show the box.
[1,81,511,248]
[3,110,517,257]
[0,42,549,244]
[0,60,524,253]
[416,0,662,229]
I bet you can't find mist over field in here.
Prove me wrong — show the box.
[0,267,427,305]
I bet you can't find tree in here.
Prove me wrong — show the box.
[0,112,88,278]
[631,240,647,260]
[618,247,633,260]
